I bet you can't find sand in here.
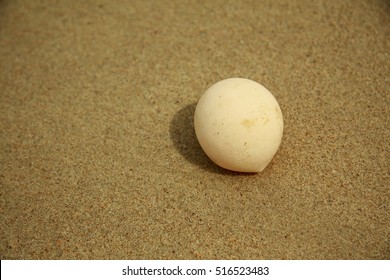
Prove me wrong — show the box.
[0,0,389,259]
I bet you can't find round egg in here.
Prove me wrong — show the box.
[194,78,283,173]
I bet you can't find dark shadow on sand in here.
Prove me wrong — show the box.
[169,103,254,176]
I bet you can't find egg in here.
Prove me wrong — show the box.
[194,78,283,173]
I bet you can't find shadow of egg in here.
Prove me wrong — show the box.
[169,103,253,176]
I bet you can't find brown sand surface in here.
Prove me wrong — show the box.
[0,0,389,259]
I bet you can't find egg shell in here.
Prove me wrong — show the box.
[194,78,283,173]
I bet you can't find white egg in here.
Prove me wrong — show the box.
[194,78,283,173]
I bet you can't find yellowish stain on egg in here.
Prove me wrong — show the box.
[241,119,257,128]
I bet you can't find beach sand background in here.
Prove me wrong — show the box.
[0,0,389,259]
